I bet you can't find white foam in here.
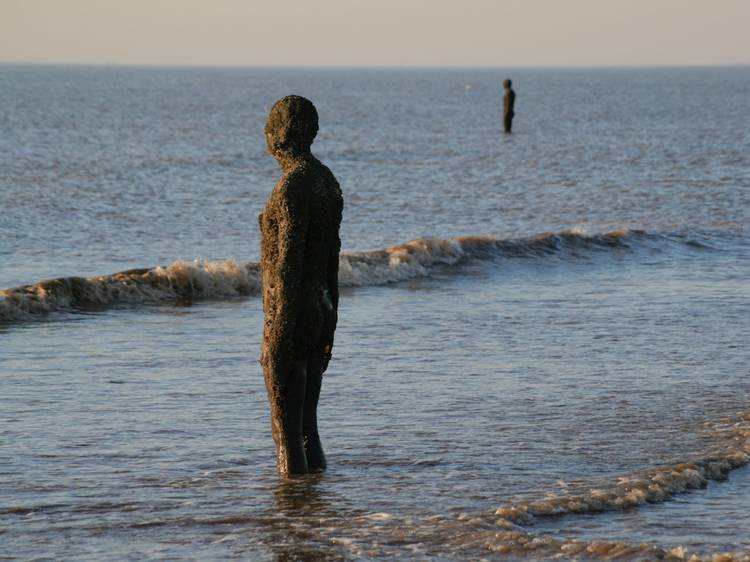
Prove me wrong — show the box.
[481,527,750,561]
[362,512,394,521]
[338,237,467,287]
[0,259,261,322]
[152,259,261,298]
[0,228,658,323]
[494,412,750,526]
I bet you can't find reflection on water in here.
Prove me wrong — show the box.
[265,475,352,561]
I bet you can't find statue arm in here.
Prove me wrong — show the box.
[263,177,310,383]
[321,194,343,372]
[328,198,343,311]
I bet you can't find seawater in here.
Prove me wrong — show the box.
[1,66,749,561]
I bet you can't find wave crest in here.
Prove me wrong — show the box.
[0,227,677,323]
[339,237,468,287]
[494,412,750,525]
[0,259,261,322]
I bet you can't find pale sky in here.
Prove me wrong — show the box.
[1,0,749,67]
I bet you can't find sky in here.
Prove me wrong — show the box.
[1,0,749,67]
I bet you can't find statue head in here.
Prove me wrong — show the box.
[265,95,319,159]
[503,79,512,89]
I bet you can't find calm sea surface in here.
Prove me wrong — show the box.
[1,66,749,560]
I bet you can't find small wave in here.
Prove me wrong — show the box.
[328,410,750,561]
[494,412,750,526]
[338,237,468,286]
[0,259,261,322]
[337,227,641,286]
[478,529,750,561]
[0,227,687,323]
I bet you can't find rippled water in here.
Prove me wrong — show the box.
[1,65,750,560]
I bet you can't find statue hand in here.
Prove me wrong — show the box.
[319,308,337,373]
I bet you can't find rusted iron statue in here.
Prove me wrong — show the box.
[259,96,343,475]
[503,78,516,133]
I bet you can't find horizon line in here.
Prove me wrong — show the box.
[1,61,749,71]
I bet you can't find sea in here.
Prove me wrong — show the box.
[1,65,749,561]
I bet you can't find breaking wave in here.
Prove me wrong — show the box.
[343,412,750,561]
[0,227,703,323]
[482,411,750,560]
[0,260,262,322]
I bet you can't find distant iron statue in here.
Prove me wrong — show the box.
[503,78,516,134]
[259,95,344,475]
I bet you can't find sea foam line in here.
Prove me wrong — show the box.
[494,412,750,526]
[0,228,651,323]
[449,411,750,561]
[475,528,750,561]
[0,260,261,322]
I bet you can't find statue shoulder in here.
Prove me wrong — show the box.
[274,167,313,207]
[318,163,343,202]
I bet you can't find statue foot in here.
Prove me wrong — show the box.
[304,433,327,472]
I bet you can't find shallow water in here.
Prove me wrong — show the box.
[1,65,750,560]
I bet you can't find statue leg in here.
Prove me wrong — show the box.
[266,359,309,475]
[303,352,327,472]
